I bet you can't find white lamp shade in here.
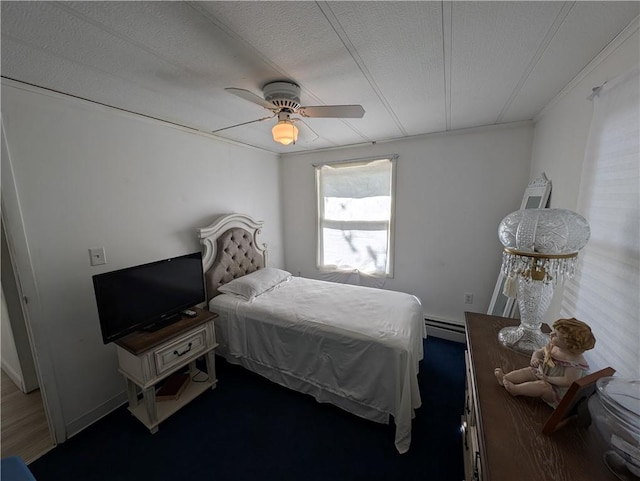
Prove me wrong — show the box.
[498,208,591,287]
[272,121,299,145]
[499,208,590,255]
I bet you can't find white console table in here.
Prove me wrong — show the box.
[115,308,218,433]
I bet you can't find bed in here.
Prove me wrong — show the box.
[198,213,426,453]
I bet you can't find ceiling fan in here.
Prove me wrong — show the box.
[213,81,365,145]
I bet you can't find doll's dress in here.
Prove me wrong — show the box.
[541,357,589,407]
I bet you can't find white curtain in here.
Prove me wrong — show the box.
[560,67,639,379]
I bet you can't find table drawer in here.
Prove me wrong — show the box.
[154,327,208,375]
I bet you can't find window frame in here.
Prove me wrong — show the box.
[314,155,397,278]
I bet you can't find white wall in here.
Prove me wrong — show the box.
[1,80,283,438]
[281,123,534,324]
[531,24,639,210]
[530,23,639,324]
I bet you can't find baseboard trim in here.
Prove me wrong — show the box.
[65,391,128,439]
[1,360,26,392]
[425,318,466,343]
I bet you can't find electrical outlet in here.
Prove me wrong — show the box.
[89,247,107,266]
[464,292,474,304]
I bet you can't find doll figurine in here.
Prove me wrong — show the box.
[494,318,596,408]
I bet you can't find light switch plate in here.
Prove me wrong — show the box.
[89,247,107,266]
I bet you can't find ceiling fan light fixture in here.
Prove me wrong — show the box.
[224,79,364,145]
[272,120,298,145]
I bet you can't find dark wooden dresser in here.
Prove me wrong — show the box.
[462,312,614,481]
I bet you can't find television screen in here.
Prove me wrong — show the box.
[93,252,205,344]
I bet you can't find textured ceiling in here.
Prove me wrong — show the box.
[1,1,638,154]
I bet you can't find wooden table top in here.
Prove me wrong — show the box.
[115,307,217,355]
[464,312,615,481]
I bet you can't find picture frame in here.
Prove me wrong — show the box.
[542,366,616,435]
[487,173,552,318]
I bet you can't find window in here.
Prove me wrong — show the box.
[560,67,639,379]
[315,156,396,277]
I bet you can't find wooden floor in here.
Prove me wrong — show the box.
[1,369,54,463]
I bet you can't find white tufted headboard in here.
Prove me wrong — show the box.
[197,213,267,302]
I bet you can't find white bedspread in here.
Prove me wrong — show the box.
[209,276,426,453]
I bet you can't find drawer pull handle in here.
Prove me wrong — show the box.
[173,342,193,357]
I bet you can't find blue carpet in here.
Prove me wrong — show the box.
[29,337,466,481]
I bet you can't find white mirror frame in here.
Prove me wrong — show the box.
[519,172,552,210]
[488,272,517,318]
[487,173,552,318]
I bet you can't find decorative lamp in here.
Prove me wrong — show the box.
[272,117,298,145]
[497,208,590,354]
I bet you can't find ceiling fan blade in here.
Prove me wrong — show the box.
[225,88,277,110]
[297,104,365,118]
[211,115,274,134]
[293,119,319,143]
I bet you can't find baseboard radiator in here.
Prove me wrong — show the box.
[424,318,466,343]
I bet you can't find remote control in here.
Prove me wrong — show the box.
[182,309,198,318]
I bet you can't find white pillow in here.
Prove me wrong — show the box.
[218,267,291,300]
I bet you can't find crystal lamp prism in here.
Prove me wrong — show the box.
[497,208,590,354]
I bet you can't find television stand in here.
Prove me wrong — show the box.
[115,308,218,433]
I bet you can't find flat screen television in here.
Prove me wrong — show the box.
[93,252,205,344]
